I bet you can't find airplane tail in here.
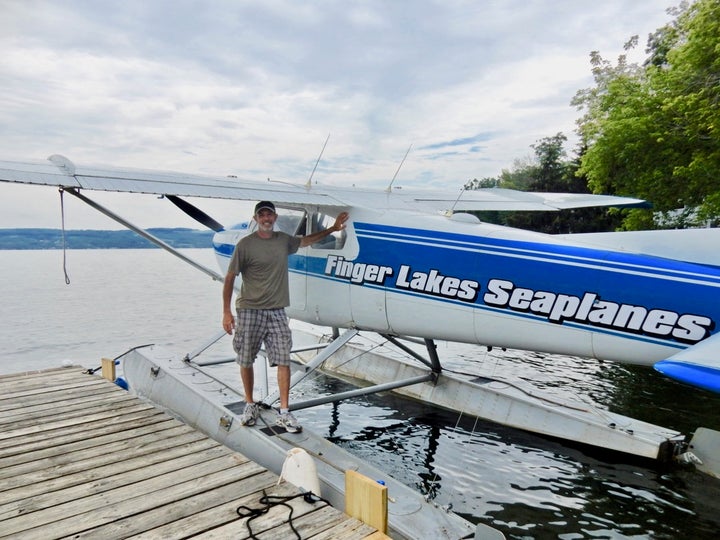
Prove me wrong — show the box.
[655,361,720,392]
[654,332,720,393]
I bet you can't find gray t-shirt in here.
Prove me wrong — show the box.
[228,231,302,310]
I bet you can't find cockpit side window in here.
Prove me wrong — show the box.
[247,208,306,235]
[309,212,346,250]
[275,209,306,235]
[246,208,344,249]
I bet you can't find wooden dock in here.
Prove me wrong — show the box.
[0,367,385,539]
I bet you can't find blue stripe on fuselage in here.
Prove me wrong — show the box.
[213,241,235,257]
[316,222,719,347]
[354,223,720,286]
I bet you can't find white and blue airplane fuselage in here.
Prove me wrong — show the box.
[213,207,720,392]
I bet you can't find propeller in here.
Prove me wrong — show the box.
[166,194,225,232]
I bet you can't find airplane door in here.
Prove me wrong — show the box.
[303,212,354,327]
[344,219,392,332]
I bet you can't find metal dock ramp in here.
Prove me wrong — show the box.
[0,367,385,539]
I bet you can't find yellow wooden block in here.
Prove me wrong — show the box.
[101,357,116,382]
[345,469,388,534]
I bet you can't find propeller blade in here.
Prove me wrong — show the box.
[166,195,225,232]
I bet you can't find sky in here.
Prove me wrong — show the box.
[0,0,677,230]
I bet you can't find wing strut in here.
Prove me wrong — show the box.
[62,188,227,284]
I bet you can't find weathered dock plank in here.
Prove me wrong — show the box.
[0,368,387,539]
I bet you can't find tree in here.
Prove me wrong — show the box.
[502,134,569,232]
[573,0,720,229]
[464,177,499,189]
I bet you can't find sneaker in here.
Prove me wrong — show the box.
[276,411,302,433]
[240,402,258,426]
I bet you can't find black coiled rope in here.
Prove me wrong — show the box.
[236,489,330,539]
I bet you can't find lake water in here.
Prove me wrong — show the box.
[2,249,720,539]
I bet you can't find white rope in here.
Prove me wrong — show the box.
[59,188,71,285]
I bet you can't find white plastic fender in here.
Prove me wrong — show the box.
[278,447,321,496]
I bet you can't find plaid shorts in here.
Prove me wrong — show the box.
[233,308,292,368]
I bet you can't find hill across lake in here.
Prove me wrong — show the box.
[0,228,215,249]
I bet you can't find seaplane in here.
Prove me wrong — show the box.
[2,154,720,538]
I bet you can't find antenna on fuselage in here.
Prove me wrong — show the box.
[446,187,467,216]
[306,132,330,188]
[386,143,412,193]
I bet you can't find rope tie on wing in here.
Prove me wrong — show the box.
[59,187,71,285]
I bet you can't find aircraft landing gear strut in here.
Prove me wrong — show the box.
[277,328,442,412]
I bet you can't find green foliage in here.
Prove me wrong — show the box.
[573,0,720,229]
[464,177,499,189]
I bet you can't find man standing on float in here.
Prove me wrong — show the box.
[222,201,349,432]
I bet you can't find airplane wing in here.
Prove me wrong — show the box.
[0,155,647,213]
[655,333,720,393]
[413,187,649,212]
[0,155,345,207]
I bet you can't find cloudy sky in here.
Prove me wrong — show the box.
[1,0,675,229]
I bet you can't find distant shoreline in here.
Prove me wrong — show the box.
[0,228,214,249]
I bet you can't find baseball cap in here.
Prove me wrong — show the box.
[254,201,276,214]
